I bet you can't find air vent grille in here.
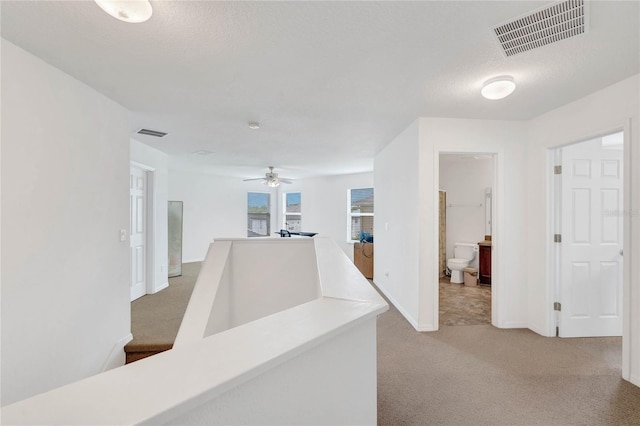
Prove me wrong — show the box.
[493,0,587,57]
[137,128,167,138]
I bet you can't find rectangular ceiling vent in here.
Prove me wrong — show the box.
[492,0,588,57]
[137,128,167,138]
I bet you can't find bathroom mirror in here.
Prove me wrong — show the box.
[168,201,183,277]
[485,187,492,236]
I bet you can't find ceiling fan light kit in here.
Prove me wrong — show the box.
[94,0,153,23]
[243,166,293,188]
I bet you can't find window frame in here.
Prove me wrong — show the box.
[347,187,374,243]
[282,192,302,232]
[247,191,271,238]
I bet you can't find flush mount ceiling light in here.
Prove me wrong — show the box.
[481,76,516,100]
[248,121,260,130]
[94,0,153,23]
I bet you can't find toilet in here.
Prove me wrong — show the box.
[447,242,479,284]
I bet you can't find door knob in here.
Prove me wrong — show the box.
[620,249,624,256]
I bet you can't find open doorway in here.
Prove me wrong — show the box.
[438,153,495,326]
[552,131,624,338]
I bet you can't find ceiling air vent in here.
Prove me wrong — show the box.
[137,128,167,138]
[492,0,588,57]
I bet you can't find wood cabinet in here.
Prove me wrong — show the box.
[354,243,374,279]
[478,242,492,285]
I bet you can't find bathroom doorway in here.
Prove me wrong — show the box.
[438,153,495,326]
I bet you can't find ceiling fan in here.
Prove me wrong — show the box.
[243,166,293,187]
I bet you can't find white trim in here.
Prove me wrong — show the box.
[247,191,273,238]
[183,257,206,263]
[101,333,133,372]
[528,323,553,337]
[372,280,422,331]
[547,148,559,336]
[622,118,632,382]
[145,169,156,294]
[347,188,374,243]
[130,161,162,295]
[130,160,156,172]
[498,321,529,329]
[282,191,302,231]
[148,281,169,294]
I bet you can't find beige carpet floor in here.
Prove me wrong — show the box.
[125,262,201,353]
[377,287,640,425]
[128,262,640,425]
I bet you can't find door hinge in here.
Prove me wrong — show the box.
[554,302,561,312]
[554,165,562,175]
[554,234,562,243]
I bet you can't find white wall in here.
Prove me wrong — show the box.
[168,170,278,262]
[526,75,640,385]
[168,169,373,263]
[419,119,528,331]
[374,118,528,331]
[1,39,131,405]
[276,172,374,261]
[440,156,493,266]
[373,121,421,328]
[130,139,169,293]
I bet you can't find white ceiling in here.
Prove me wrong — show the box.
[2,1,638,179]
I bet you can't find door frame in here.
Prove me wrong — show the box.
[435,149,500,328]
[546,121,631,377]
[131,161,156,296]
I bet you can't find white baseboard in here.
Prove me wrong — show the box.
[372,282,422,331]
[102,333,133,372]
[149,281,169,294]
[527,323,554,337]
[416,323,437,332]
[496,321,528,329]
[630,374,640,388]
[183,258,205,264]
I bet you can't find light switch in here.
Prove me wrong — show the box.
[120,229,127,242]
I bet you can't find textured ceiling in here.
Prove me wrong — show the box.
[2,1,638,179]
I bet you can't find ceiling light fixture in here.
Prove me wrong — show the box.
[265,179,280,188]
[94,0,153,23]
[248,121,260,130]
[481,76,516,100]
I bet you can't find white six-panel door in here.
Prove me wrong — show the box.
[560,136,623,337]
[130,166,147,301]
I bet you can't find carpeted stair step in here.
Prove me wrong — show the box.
[124,342,173,364]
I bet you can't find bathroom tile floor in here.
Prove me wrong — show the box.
[439,277,491,326]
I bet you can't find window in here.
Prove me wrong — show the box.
[348,188,374,242]
[247,192,270,237]
[283,192,302,232]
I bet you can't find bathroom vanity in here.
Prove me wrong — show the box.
[478,240,492,285]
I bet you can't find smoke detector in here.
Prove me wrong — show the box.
[493,0,589,57]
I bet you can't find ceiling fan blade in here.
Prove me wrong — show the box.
[242,178,265,182]
[279,179,293,184]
